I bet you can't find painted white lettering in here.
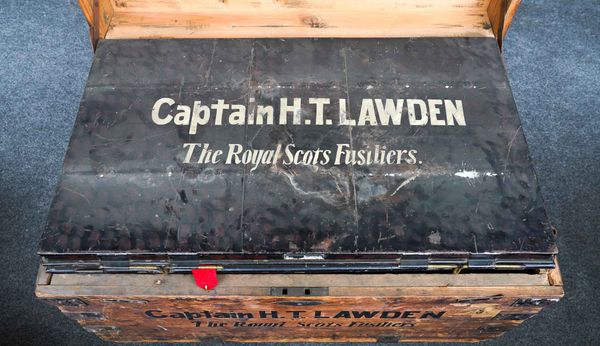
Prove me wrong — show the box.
[375,99,404,125]
[407,99,428,126]
[428,99,445,126]
[358,99,378,126]
[309,98,330,125]
[280,98,302,125]
[445,100,466,126]
[338,99,356,126]
[229,104,246,125]
[190,101,210,134]
[210,99,229,126]
[151,97,174,125]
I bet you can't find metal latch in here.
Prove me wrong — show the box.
[270,287,329,296]
[284,253,325,260]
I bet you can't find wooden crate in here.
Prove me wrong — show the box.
[36,264,563,343]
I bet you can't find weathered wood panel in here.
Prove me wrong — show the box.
[106,0,494,39]
[488,0,522,46]
[78,0,114,48]
[76,0,501,44]
[37,266,563,342]
[74,1,526,48]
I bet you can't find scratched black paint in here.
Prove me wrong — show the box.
[38,38,556,272]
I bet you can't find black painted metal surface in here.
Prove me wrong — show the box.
[38,38,556,273]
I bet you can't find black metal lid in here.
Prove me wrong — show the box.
[39,38,556,272]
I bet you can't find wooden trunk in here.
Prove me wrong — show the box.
[37,0,564,343]
[36,264,563,343]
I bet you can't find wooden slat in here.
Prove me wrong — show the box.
[488,0,522,46]
[76,0,526,46]
[548,258,564,286]
[82,0,114,49]
[37,270,562,298]
[36,284,565,298]
[46,272,551,288]
[110,0,487,13]
[94,0,495,40]
[77,0,93,25]
[503,0,522,34]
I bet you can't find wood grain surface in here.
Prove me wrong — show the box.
[37,265,563,342]
[75,0,509,43]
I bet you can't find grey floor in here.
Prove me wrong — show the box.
[0,0,598,345]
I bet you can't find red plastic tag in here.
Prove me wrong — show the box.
[192,267,218,290]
